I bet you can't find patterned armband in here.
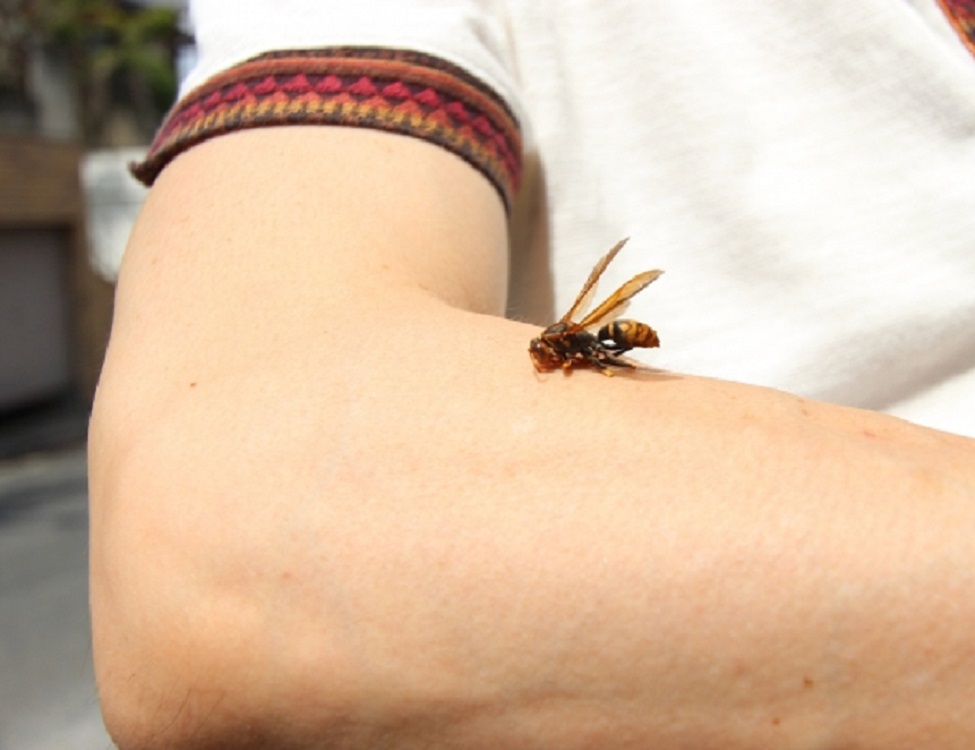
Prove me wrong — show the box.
[131,47,522,211]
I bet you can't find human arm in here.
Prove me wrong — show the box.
[89,126,975,749]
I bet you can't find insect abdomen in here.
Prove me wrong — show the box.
[598,320,660,352]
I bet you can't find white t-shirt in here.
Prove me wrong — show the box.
[142,0,975,436]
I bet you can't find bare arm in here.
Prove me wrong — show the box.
[89,127,975,750]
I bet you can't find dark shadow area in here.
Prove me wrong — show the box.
[0,394,89,462]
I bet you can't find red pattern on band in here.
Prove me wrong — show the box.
[131,48,522,210]
[937,0,975,57]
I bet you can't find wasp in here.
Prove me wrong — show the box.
[529,238,663,375]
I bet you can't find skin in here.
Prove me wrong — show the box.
[89,126,975,749]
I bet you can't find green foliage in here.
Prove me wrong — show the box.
[0,0,182,142]
[43,0,182,114]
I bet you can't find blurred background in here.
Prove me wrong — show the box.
[0,1,191,746]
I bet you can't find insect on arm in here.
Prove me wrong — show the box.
[528,238,665,375]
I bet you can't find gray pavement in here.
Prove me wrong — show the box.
[0,448,115,750]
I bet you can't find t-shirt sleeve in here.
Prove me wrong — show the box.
[131,0,523,211]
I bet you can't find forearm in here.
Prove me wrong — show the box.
[89,130,975,749]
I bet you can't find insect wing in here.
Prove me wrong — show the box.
[559,238,630,324]
[578,269,664,331]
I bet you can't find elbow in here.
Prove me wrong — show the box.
[85,316,502,747]
[88,394,355,749]
[87,420,241,748]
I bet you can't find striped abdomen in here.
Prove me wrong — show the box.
[597,319,660,353]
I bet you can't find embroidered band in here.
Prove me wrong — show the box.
[937,0,975,58]
[131,47,522,210]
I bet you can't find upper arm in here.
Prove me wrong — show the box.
[117,36,525,397]
[110,123,511,379]
[91,123,514,490]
